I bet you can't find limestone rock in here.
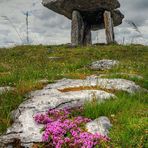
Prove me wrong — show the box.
[48,76,141,93]
[0,76,142,147]
[104,11,115,44]
[0,86,115,147]
[0,86,14,94]
[42,0,120,13]
[42,0,124,30]
[89,59,119,70]
[71,10,85,45]
[86,116,112,136]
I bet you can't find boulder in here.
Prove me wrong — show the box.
[89,59,119,70]
[42,0,124,30]
[86,116,112,136]
[42,0,124,45]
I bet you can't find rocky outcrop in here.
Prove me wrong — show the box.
[42,0,124,45]
[42,0,123,29]
[89,59,119,70]
[0,75,142,147]
[48,76,141,94]
[86,117,112,136]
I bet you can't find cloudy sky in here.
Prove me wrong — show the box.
[0,0,148,47]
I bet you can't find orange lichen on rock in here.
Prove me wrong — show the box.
[58,86,116,93]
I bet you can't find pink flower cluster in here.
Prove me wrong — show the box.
[34,108,108,148]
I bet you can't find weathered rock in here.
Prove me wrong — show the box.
[71,10,84,45]
[89,59,119,71]
[47,76,141,93]
[0,89,115,147]
[0,76,142,147]
[0,86,14,94]
[83,23,92,45]
[42,0,120,13]
[71,10,92,46]
[42,0,124,45]
[104,11,115,44]
[86,116,112,136]
[42,0,123,30]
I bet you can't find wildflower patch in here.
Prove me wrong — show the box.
[34,108,108,148]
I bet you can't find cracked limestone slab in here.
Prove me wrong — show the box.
[0,86,115,147]
[47,75,141,93]
[0,76,143,147]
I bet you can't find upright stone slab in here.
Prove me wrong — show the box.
[83,23,92,45]
[71,10,84,46]
[104,11,115,44]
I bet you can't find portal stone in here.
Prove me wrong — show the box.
[104,11,115,44]
[71,10,84,45]
[42,0,124,45]
[83,23,92,45]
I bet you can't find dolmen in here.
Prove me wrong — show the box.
[42,0,124,45]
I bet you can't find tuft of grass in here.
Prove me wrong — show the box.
[83,91,148,147]
[0,91,24,133]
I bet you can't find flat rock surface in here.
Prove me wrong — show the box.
[89,59,119,70]
[0,75,142,147]
[47,75,141,93]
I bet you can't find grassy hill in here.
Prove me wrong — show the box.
[0,44,147,147]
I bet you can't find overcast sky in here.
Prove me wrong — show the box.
[0,0,148,47]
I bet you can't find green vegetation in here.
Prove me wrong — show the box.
[83,92,148,147]
[0,44,148,147]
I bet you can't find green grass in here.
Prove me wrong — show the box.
[0,44,148,146]
[83,91,148,147]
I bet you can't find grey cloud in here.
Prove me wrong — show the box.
[0,29,9,35]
